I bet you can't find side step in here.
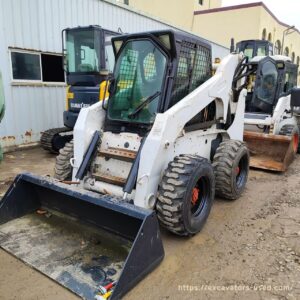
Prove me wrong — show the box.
[94,174,126,187]
[99,147,137,162]
[0,173,164,300]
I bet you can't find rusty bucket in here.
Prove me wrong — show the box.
[243,131,297,172]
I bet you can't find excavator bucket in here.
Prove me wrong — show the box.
[244,131,296,172]
[0,173,164,300]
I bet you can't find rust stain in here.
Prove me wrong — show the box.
[2,136,15,141]
[25,131,32,137]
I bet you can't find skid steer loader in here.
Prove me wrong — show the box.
[242,55,300,171]
[0,30,249,300]
[41,26,118,154]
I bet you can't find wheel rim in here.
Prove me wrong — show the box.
[235,153,248,189]
[191,176,210,217]
[293,133,299,153]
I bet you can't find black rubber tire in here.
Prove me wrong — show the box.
[40,127,72,154]
[279,124,300,154]
[54,140,73,181]
[156,155,215,237]
[213,140,249,200]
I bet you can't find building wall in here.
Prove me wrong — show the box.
[120,0,222,31]
[194,0,222,10]
[193,6,262,49]
[192,4,300,84]
[124,0,195,30]
[0,0,228,151]
[259,8,300,64]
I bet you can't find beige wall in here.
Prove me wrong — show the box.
[194,0,222,10]
[259,8,300,65]
[120,0,222,31]
[193,6,300,63]
[127,0,195,30]
[192,5,300,84]
[193,6,262,48]
[117,0,300,84]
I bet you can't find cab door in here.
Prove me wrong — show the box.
[252,57,279,114]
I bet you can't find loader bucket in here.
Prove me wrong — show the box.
[0,173,164,300]
[244,131,296,172]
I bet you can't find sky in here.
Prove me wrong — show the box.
[222,0,300,30]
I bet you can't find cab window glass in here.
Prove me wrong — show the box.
[257,45,266,56]
[66,29,100,73]
[143,53,157,81]
[105,34,116,73]
[108,40,167,124]
[257,61,278,104]
[243,44,254,59]
[283,69,297,93]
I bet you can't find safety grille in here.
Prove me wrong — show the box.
[170,41,212,107]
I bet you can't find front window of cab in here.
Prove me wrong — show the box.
[108,40,167,124]
[65,29,101,73]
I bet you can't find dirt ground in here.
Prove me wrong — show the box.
[0,147,299,300]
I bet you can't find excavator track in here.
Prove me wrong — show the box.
[40,127,73,154]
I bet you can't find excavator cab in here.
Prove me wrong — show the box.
[41,26,119,153]
[63,26,118,128]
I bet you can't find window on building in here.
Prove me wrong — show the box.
[199,0,204,5]
[41,54,64,82]
[124,0,129,4]
[11,50,65,83]
[262,28,267,40]
[291,52,295,63]
[274,40,281,55]
[11,52,41,81]
[284,47,289,57]
[268,33,272,42]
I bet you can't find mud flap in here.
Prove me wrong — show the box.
[0,173,164,300]
[244,131,295,172]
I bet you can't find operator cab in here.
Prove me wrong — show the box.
[62,26,119,128]
[105,30,212,135]
[236,40,273,59]
[63,25,118,86]
[245,56,298,115]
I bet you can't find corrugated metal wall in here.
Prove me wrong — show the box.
[0,0,229,151]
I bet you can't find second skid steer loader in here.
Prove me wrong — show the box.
[242,55,300,171]
[0,30,249,299]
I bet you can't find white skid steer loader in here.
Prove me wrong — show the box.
[0,30,249,299]
[242,55,300,171]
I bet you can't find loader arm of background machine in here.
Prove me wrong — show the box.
[134,53,247,208]
[272,94,294,134]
